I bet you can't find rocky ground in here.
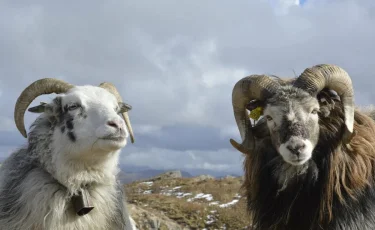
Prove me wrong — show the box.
[124,171,253,230]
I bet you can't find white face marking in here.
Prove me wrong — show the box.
[279,137,313,165]
[52,86,129,158]
[263,105,285,129]
[262,96,320,167]
[286,111,295,121]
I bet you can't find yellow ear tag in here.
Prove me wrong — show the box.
[249,107,263,121]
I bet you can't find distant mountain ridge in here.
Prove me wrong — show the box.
[118,168,193,184]
[0,158,241,184]
[119,164,241,184]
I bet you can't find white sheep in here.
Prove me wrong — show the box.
[0,78,137,230]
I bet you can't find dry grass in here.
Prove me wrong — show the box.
[125,176,252,229]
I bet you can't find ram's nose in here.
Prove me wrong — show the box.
[287,143,306,157]
[106,119,123,131]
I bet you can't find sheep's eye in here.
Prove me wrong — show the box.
[266,115,273,121]
[311,109,319,115]
[68,104,79,111]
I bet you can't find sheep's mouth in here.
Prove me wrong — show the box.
[287,157,311,166]
[99,135,126,142]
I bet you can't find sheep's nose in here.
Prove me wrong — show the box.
[107,120,122,130]
[287,143,306,156]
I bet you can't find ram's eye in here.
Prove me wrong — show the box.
[266,115,273,121]
[68,104,79,111]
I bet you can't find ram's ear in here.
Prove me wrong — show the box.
[317,89,340,118]
[118,102,132,113]
[28,102,51,113]
[246,100,265,111]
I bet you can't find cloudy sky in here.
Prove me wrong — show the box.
[1,0,375,175]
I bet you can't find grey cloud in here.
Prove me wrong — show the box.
[0,131,24,147]
[120,146,244,175]
[1,0,375,174]
[130,124,234,151]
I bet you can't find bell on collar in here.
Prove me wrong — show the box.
[72,189,94,216]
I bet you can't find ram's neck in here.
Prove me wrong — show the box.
[51,150,121,194]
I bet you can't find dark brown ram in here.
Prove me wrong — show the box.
[230,64,375,230]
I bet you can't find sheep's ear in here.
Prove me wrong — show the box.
[246,100,265,111]
[28,102,49,113]
[119,102,132,113]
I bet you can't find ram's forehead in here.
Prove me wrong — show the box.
[265,86,319,113]
[268,87,318,105]
[63,85,118,105]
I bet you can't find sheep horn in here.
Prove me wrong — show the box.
[293,64,354,143]
[14,78,74,138]
[99,82,135,144]
[230,75,280,154]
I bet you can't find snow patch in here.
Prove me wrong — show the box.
[141,181,154,186]
[219,199,239,208]
[187,193,213,202]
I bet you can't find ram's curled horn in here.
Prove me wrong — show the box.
[14,78,74,138]
[99,82,135,144]
[230,75,280,154]
[293,64,355,143]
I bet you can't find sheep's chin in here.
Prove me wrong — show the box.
[272,159,313,194]
[96,137,127,152]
